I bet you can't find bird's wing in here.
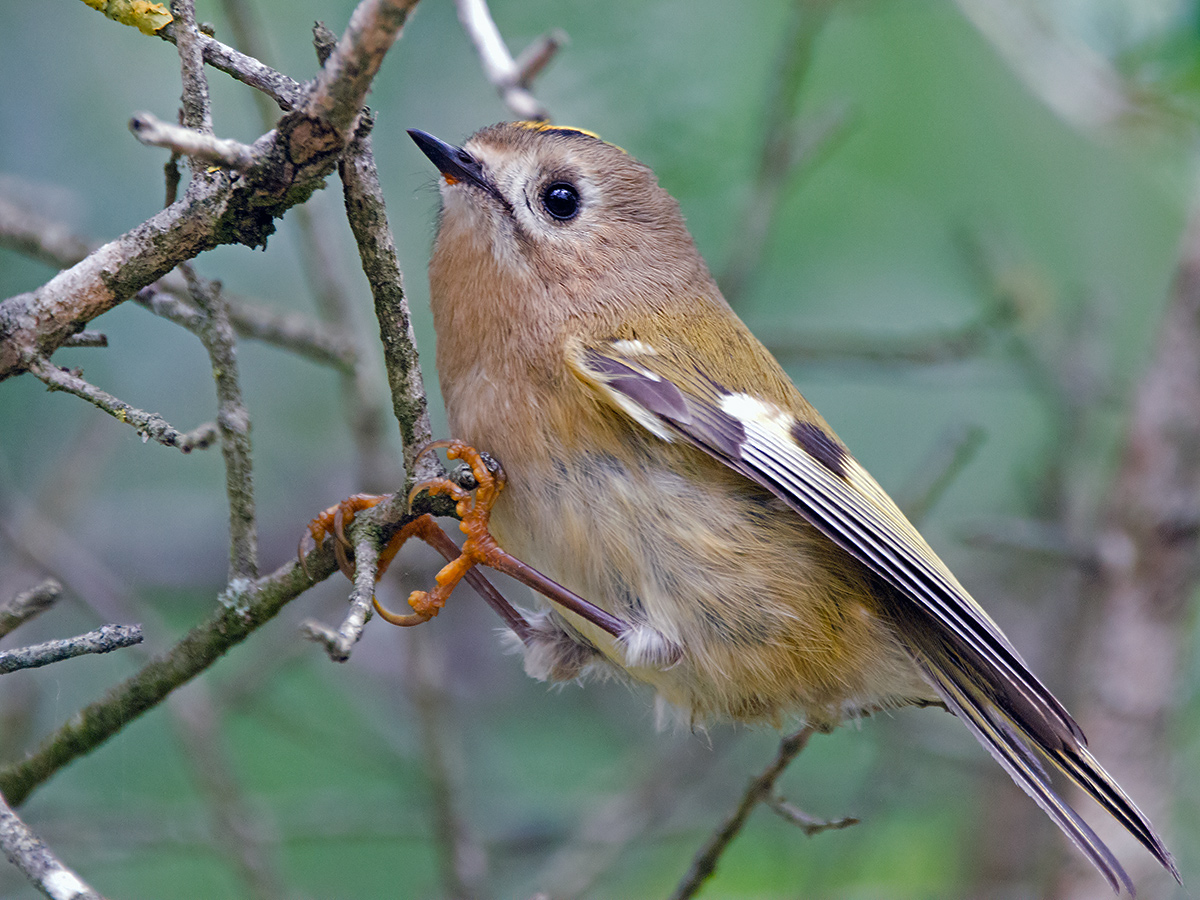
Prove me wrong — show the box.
[568,337,1178,894]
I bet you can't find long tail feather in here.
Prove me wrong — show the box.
[918,658,1135,895]
[1056,745,1180,881]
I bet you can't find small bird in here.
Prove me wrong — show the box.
[398,121,1178,893]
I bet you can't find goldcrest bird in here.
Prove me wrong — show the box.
[399,121,1178,894]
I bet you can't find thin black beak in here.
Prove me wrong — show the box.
[407,129,491,192]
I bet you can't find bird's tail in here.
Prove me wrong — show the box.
[914,645,1180,896]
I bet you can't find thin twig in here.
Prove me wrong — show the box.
[512,29,566,87]
[339,117,436,484]
[765,795,858,836]
[171,0,213,138]
[0,580,62,641]
[129,112,255,170]
[157,24,304,110]
[0,792,106,900]
[669,726,817,900]
[60,331,108,349]
[0,625,143,675]
[25,355,219,453]
[183,266,257,580]
[300,530,381,662]
[454,0,555,120]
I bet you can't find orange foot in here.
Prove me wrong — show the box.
[298,440,516,629]
[373,439,510,626]
[301,440,640,649]
[300,492,391,580]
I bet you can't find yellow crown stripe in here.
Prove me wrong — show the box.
[511,121,626,153]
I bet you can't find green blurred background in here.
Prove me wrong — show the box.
[1,0,1197,897]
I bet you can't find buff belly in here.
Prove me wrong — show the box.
[485,446,937,727]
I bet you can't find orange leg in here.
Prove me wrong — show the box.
[394,441,633,642]
[300,440,636,646]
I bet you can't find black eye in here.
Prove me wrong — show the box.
[541,182,580,220]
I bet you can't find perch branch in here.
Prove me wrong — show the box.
[339,118,436,483]
[300,526,381,662]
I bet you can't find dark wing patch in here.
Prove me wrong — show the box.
[790,420,847,479]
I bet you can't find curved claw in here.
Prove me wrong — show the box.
[332,503,352,549]
[298,530,317,577]
[334,537,356,579]
[408,477,470,512]
[298,493,389,581]
[414,439,458,467]
[372,592,435,627]
[369,513,450,626]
